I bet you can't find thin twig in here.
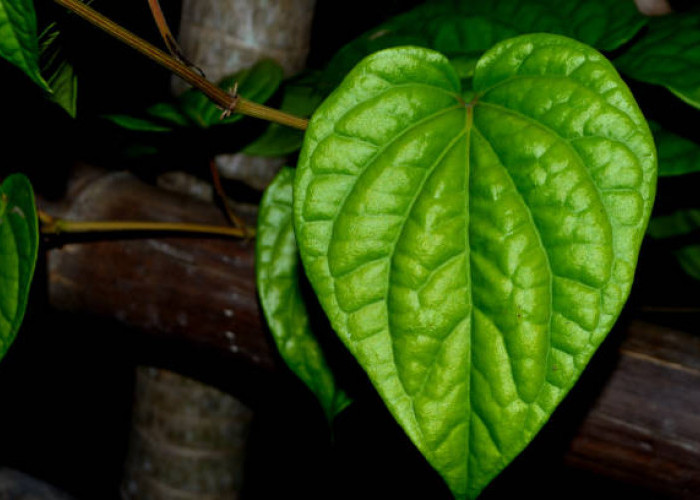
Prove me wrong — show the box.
[52,0,309,131]
[146,0,204,76]
[39,210,252,238]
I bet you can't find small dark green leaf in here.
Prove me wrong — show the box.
[673,245,700,280]
[103,114,173,133]
[295,38,656,497]
[180,59,284,128]
[256,167,351,420]
[648,121,700,177]
[648,209,700,240]
[615,13,700,109]
[39,23,77,117]
[648,209,700,280]
[0,0,49,91]
[0,173,38,361]
[243,73,324,157]
[103,102,191,133]
[146,102,191,127]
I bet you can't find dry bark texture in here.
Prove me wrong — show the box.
[567,321,700,497]
[121,368,253,499]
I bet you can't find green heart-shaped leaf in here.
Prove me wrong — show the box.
[294,36,656,498]
[257,167,351,420]
[0,173,38,361]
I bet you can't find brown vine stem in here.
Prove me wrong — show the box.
[52,0,309,131]
[39,210,252,238]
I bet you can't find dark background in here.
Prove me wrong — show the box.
[0,0,697,498]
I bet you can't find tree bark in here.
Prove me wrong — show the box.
[121,367,253,499]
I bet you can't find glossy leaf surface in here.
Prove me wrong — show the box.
[615,13,700,109]
[257,167,350,420]
[323,0,645,89]
[0,0,48,90]
[294,38,656,497]
[0,174,38,361]
[649,121,700,177]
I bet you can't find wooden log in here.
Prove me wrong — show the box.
[46,167,264,498]
[566,320,700,497]
[121,367,253,499]
[45,169,700,497]
[47,167,273,372]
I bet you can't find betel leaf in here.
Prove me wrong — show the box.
[256,167,351,420]
[294,38,656,498]
[322,0,645,90]
[615,12,700,110]
[0,0,49,91]
[0,174,38,361]
[648,121,700,177]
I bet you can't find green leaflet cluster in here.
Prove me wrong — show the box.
[104,59,285,132]
[293,37,656,497]
[0,174,38,361]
